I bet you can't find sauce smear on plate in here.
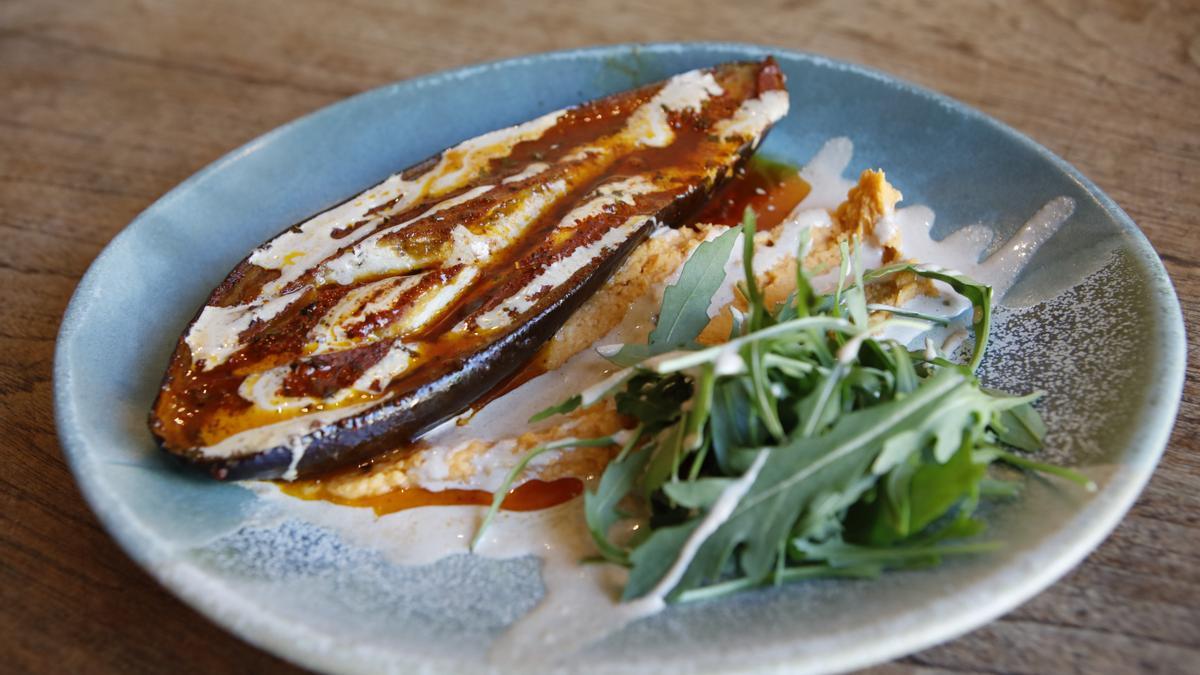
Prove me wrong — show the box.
[282,476,584,515]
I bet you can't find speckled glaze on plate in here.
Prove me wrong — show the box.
[54,43,1185,674]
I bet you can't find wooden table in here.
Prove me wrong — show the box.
[2,1,1197,672]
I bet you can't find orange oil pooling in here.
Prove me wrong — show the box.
[692,155,810,230]
[281,476,583,516]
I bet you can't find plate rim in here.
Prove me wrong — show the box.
[53,41,1187,674]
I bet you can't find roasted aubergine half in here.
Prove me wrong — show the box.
[150,58,789,480]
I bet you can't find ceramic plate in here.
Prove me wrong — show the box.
[55,43,1185,674]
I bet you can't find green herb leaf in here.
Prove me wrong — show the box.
[623,520,701,600]
[992,399,1047,452]
[528,394,582,423]
[675,562,880,604]
[905,438,988,535]
[622,368,971,599]
[615,372,693,432]
[985,447,1097,491]
[606,226,741,367]
[792,536,1001,570]
[740,208,769,332]
[662,478,736,509]
[584,442,653,564]
[863,263,993,371]
[471,436,616,551]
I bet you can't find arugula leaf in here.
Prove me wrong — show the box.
[870,437,988,544]
[739,209,769,333]
[983,447,1097,491]
[471,436,617,551]
[623,368,970,599]
[615,372,692,432]
[867,303,954,325]
[844,237,869,328]
[663,478,736,509]
[792,536,1001,569]
[863,263,993,371]
[623,520,701,600]
[531,366,651,423]
[606,226,741,366]
[890,342,918,394]
[906,440,988,534]
[685,364,717,479]
[747,340,784,441]
[528,395,582,423]
[675,562,880,604]
[585,442,653,564]
[795,363,847,438]
[709,380,757,474]
[642,423,686,498]
[992,399,1047,452]
[650,316,856,375]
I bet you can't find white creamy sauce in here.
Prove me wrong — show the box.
[281,437,307,482]
[353,340,418,393]
[714,346,747,376]
[248,175,412,296]
[769,138,1074,346]
[502,161,551,184]
[288,69,728,301]
[445,179,572,268]
[473,212,650,331]
[250,484,634,663]
[706,207,831,318]
[623,70,724,148]
[559,146,600,163]
[250,109,564,296]
[889,197,1077,300]
[187,110,573,401]
[243,271,478,419]
[201,396,388,460]
[401,231,695,492]
[315,183,498,286]
[411,430,615,494]
[309,274,427,354]
[239,367,317,413]
[419,273,666,454]
[712,89,790,143]
[798,137,857,210]
[869,195,1074,345]
[391,267,477,335]
[876,285,973,348]
[185,290,304,371]
[429,110,564,195]
[187,183,495,371]
[460,175,667,333]
[239,341,417,416]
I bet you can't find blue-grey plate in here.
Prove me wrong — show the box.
[55,43,1185,674]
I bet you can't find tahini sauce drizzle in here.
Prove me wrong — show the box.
[256,137,1076,665]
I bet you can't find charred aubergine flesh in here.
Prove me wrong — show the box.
[149,58,789,480]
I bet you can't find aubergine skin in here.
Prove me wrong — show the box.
[206,166,738,481]
[150,58,790,481]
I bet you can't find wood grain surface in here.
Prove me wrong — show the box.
[2,0,1197,672]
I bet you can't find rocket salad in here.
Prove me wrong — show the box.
[475,208,1092,604]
